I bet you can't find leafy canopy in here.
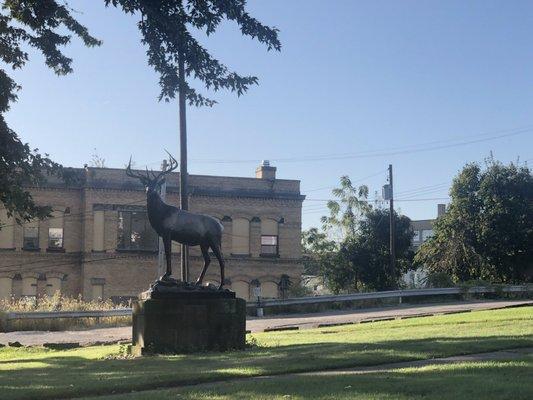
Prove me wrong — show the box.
[415,159,532,283]
[320,175,370,239]
[0,0,100,222]
[323,208,414,293]
[105,0,281,105]
[304,175,413,293]
[301,227,337,275]
[1,0,279,223]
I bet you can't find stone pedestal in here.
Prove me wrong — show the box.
[131,283,246,354]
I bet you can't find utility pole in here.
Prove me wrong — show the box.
[388,164,396,287]
[157,159,169,278]
[178,53,189,283]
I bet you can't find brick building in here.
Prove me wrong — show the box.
[402,204,446,288]
[0,162,304,301]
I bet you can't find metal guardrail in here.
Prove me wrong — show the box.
[3,308,132,321]
[1,285,531,324]
[247,285,533,308]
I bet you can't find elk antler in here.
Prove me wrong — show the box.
[151,150,179,183]
[125,156,149,185]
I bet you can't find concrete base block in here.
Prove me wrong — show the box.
[131,294,246,354]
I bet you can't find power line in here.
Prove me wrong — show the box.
[395,181,450,196]
[302,169,387,193]
[304,197,449,203]
[183,125,532,164]
[397,187,450,200]
[301,197,451,216]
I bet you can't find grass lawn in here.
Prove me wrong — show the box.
[0,307,532,400]
[83,357,533,400]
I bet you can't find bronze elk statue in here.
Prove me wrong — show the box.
[126,154,225,289]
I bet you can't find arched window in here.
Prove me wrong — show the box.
[93,210,105,251]
[261,219,279,256]
[232,218,250,255]
[21,273,38,297]
[231,281,250,301]
[261,281,279,299]
[0,275,12,300]
[46,274,63,297]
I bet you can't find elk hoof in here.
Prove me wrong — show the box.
[195,279,203,286]
[218,284,224,290]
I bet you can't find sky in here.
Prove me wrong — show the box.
[5,0,533,230]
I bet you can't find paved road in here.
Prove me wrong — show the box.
[247,299,533,331]
[1,299,531,346]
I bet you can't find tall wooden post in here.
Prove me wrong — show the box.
[178,53,189,282]
[388,164,395,287]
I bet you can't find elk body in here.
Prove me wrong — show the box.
[126,155,225,289]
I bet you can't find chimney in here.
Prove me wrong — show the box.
[256,160,276,180]
[437,203,446,217]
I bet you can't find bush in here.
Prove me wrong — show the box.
[0,293,131,331]
[286,283,314,298]
[460,279,494,288]
[0,292,130,312]
[424,272,455,288]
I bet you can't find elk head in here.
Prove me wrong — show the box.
[126,151,178,192]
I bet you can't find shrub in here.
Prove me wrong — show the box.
[424,272,455,288]
[0,293,131,331]
[286,283,314,298]
[0,292,130,312]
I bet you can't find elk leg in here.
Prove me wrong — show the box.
[163,234,172,279]
[196,244,211,285]
[211,241,225,290]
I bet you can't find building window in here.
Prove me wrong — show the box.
[421,229,434,241]
[48,228,64,249]
[261,218,279,256]
[21,275,37,297]
[261,235,278,255]
[117,211,158,251]
[23,225,39,250]
[92,284,104,300]
[231,281,250,301]
[46,210,65,251]
[261,281,279,299]
[93,210,105,251]
[0,276,12,300]
[232,218,250,255]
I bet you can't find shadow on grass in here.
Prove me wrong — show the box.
[0,335,532,400]
[156,359,533,400]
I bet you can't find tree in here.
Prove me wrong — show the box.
[89,149,106,168]
[305,175,413,293]
[105,1,281,106]
[322,209,414,293]
[0,1,101,224]
[320,176,370,240]
[105,1,281,278]
[415,160,533,283]
[1,1,280,226]
[301,227,337,275]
